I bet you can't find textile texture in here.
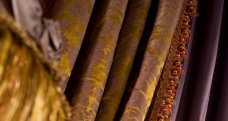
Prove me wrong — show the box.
[2,0,228,120]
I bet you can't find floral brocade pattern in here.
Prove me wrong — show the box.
[96,0,152,121]
[53,0,95,77]
[120,0,184,120]
[148,0,198,120]
[63,0,129,120]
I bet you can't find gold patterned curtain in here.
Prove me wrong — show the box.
[0,0,197,120]
[52,0,196,120]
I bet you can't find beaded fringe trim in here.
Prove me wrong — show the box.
[149,0,198,120]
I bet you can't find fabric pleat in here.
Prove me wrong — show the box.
[174,0,224,120]
[64,0,129,120]
[95,0,152,121]
[52,0,95,79]
[205,2,228,121]
[5,0,228,120]
[49,0,95,89]
[119,0,184,120]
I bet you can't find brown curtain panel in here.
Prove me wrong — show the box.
[49,0,196,120]
[0,0,199,120]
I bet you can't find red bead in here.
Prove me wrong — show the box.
[166,104,172,108]
[175,54,181,58]
[180,37,185,42]
[183,22,190,28]
[161,109,169,115]
[172,70,178,76]
[177,67,182,71]
[167,90,173,94]
[167,85,175,90]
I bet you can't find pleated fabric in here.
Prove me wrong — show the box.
[174,0,224,120]
[5,0,197,120]
[206,2,228,121]
[53,0,95,79]
[64,0,129,120]
[3,0,228,120]
[95,0,152,121]
[56,0,186,120]
[119,0,184,120]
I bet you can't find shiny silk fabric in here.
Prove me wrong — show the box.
[119,0,184,120]
[51,0,185,120]
[4,0,228,121]
[0,0,192,120]
[53,0,95,79]
[96,0,152,120]
[64,0,129,120]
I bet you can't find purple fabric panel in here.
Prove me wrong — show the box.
[175,0,224,120]
[206,2,228,121]
[211,4,228,120]
[214,50,228,120]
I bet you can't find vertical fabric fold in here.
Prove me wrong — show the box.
[95,0,152,121]
[206,2,228,121]
[175,0,224,120]
[119,0,184,120]
[64,0,128,120]
[53,0,95,82]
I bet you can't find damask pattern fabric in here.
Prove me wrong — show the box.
[119,0,184,120]
[57,0,186,120]
[53,0,95,78]
[4,0,227,121]
[96,0,152,120]
[64,0,129,120]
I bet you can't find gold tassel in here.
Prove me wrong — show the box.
[0,7,71,121]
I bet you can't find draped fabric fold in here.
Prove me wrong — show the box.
[2,0,228,121]
[119,0,184,120]
[206,2,228,121]
[52,0,96,85]
[64,0,129,120]
[174,0,224,120]
[95,0,152,120]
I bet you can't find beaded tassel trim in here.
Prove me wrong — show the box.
[149,0,198,121]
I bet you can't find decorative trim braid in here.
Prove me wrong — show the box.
[149,0,198,121]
